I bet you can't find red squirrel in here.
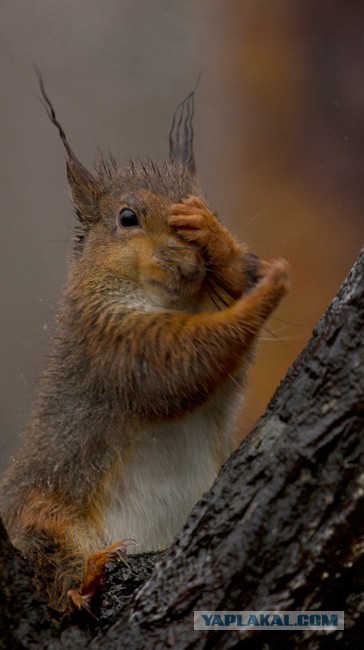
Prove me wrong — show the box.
[0,79,290,613]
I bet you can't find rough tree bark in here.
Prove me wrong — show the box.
[1,247,363,650]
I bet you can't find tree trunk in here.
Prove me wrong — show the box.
[1,247,363,650]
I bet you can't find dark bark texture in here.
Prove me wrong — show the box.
[1,247,363,650]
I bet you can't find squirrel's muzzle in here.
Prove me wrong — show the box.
[155,245,205,284]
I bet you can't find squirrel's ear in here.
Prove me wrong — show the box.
[169,80,199,176]
[37,71,100,225]
[66,154,100,225]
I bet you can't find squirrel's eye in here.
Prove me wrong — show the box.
[118,208,139,228]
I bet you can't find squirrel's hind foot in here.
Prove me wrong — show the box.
[67,538,136,615]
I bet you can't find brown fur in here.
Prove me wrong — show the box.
[0,88,290,612]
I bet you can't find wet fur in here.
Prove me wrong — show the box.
[0,83,290,611]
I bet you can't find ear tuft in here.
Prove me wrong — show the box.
[169,76,200,176]
[36,69,100,225]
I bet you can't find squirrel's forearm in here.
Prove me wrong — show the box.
[80,261,288,418]
[209,248,260,301]
[169,198,260,301]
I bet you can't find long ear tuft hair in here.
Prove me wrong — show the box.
[169,75,200,175]
[36,69,99,224]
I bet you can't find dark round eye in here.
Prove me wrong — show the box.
[118,208,139,228]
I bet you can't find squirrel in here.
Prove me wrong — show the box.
[0,78,290,614]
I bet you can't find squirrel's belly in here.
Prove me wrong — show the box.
[101,399,237,552]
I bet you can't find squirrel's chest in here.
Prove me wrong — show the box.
[102,391,239,552]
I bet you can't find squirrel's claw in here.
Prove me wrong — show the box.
[67,588,98,618]
[67,539,137,615]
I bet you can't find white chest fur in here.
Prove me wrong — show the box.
[102,384,242,552]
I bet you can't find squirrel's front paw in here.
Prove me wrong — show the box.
[254,257,291,299]
[169,196,213,243]
[169,196,239,266]
[169,196,222,247]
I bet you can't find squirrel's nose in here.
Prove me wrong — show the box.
[176,251,205,281]
[156,245,205,282]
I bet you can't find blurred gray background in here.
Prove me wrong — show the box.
[1,1,364,474]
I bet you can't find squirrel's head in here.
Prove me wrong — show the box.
[38,75,210,309]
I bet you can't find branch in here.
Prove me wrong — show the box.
[1,247,363,650]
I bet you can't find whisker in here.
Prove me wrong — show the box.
[239,192,278,232]
[204,261,233,280]
[157,253,203,270]
[269,315,307,328]
[226,370,243,390]
[204,266,230,279]
[206,280,231,308]
[207,290,222,311]
[259,333,304,342]
[157,259,176,274]
[208,276,236,304]
[244,197,273,228]
[166,245,197,252]
[260,324,294,352]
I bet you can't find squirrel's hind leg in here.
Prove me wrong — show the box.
[7,521,87,611]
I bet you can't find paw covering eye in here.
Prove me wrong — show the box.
[119,208,139,227]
